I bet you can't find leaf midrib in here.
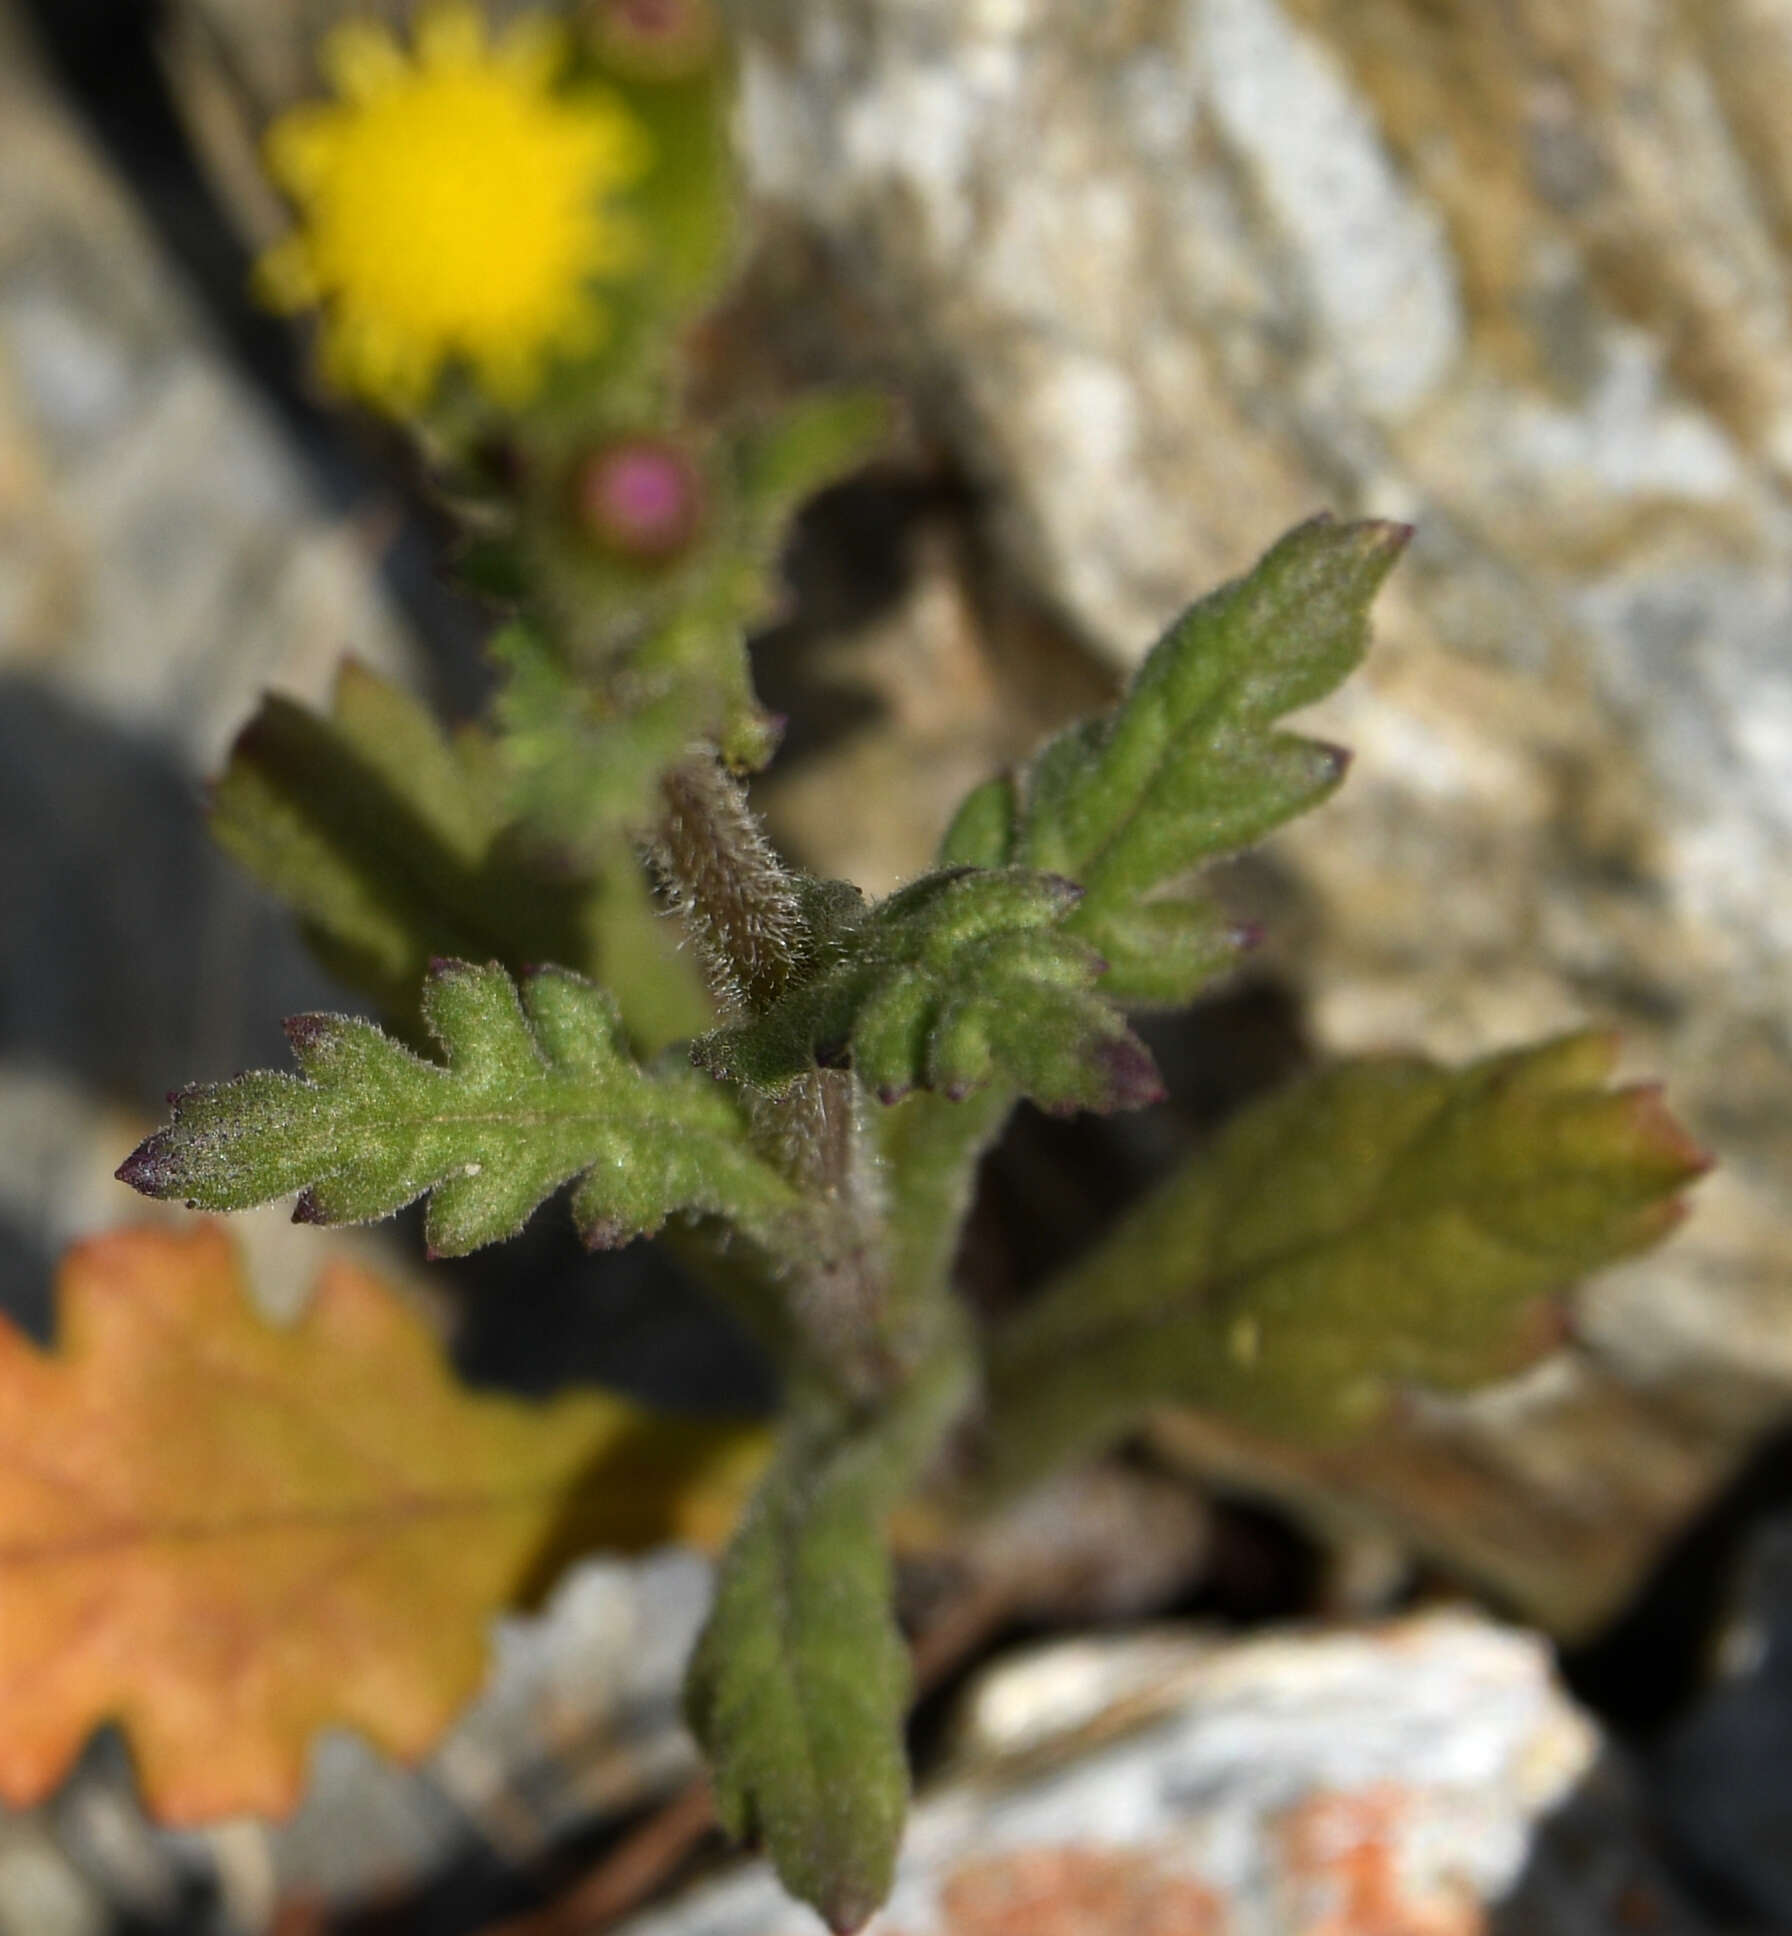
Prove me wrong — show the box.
[0,1480,585,1568]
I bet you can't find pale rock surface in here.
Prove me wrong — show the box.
[616,1611,1712,1936]
[0,1820,105,1936]
[198,1550,712,1927]
[0,4,417,772]
[721,0,1792,1633]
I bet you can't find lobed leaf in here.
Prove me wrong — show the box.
[686,1337,973,1933]
[0,1224,766,1822]
[118,960,801,1257]
[211,661,607,1020]
[1007,515,1409,1006]
[982,1034,1708,1490]
[693,869,1164,1115]
[733,390,893,533]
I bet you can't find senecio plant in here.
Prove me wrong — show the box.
[115,4,1706,1928]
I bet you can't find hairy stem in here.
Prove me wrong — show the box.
[655,755,911,1400]
[655,755,806,1016]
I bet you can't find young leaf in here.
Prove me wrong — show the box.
[981,1034,1708,1491]
[211,661,607,1019]
[0,1224,767,1823]
[686,1336,973,1933]
[488,617,714,858]
[733,391,893,533]
[693,869,1164,1114]
[1012,515,1409,1006]
[118,960,802,1256]
[594,41,737,318]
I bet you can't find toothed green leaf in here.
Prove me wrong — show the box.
[734,390,893,531]
[694,869,1163,1115]
[686,1336,972,1934]
[937,773,1017,869]
[118,962,800,1257]
[983,1034,1708,1489]
[1008,515,1409,1006]
[210,663,607,1021]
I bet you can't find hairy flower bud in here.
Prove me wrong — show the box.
[572,436,706,562]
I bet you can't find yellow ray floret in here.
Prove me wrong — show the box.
[256,3,649,412]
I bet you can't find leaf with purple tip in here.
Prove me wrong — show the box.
[982,1033,1710,1491]
[692,869,1162,1116]
[119,962,801,1257]
[1003,515,1409,1006]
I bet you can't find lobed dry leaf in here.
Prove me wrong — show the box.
[0,1223,765,1822]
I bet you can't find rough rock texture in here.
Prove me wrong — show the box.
[0,0,417,1175]
[616,1611,1714,1936]
[158,0,1792,1631]
[0,6,417,771]
[723,0,1792,1635]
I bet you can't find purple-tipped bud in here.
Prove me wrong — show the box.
[573,437,706,563]
[585,0,720,77]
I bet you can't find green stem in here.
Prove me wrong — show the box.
[653,754,905,1401]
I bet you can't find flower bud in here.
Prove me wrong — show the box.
[572,436,705,562]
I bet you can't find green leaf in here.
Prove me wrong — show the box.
[937,773,1017,869]
[734,390,894,533]
[488,618,706,853]
[981,1034,1708,1489]
[599,58,737,318]
[693,869,1163,1115]
[1010,515,1409,1005]
[210,662,607,1021]
[686,1336,973,1933]
[117,961,801,1258]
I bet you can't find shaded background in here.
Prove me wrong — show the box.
[4,0,1792,1929]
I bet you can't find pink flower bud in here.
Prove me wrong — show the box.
[573,437,705,562]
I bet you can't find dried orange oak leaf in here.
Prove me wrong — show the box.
[0,1223,767,1822]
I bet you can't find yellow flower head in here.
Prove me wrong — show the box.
[256,3,648,413]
